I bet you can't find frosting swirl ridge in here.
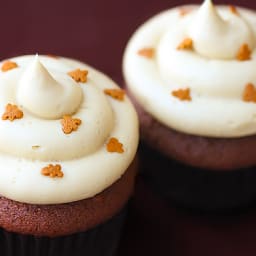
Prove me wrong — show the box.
[123,1,256,138]
[0,55,138,204]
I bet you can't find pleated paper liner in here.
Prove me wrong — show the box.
[139,143,256,211]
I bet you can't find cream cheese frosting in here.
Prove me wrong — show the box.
[17,55,83,119]
[0,55,138,204]
[123,0,256,138]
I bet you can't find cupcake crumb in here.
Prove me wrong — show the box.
[41,164,63,178]
[104,89,125,101]
[236,44,251,61]
[137,47,155,58]
[177,38,193,50]
[61,115,82,134]
[106,137,124,153]
[68,69,88,83]
[172,88,191,101]
[2,104,23,121]
[243,83,256,103]
[1,61,18,72]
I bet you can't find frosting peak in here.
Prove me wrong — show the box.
[17,56,82,119]
[188,0,254,59]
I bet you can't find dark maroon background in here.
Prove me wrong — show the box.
[1,0,256,255]
[0,0,254,84]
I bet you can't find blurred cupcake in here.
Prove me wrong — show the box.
[0,55,138,255]
[123,0,256,210]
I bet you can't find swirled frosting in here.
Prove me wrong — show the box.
[0,55,138,204]
[123,0,256,138]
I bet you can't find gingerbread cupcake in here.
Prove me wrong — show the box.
[0,55,138,255]
[123,0,256,210]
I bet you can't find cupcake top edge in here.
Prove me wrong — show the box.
[0,54,139,204]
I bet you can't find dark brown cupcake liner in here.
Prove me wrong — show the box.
[0,207,126,256]
[139,142,256,211]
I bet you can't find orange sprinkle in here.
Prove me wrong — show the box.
[172,88,191,101]
[179,8,192,16]
[68,69,88,83]
[106,137,124,153]
[47,54,59,59]
[137,47,155,58]
[104,88,125,101]
[243,83,256,103]
[41,164,63,178]
[236,44,251,61]
[177,38,193,50]
[229,5,238,15]
[2,104,23,121]
[1,61,18,72]
[61,115,82,134]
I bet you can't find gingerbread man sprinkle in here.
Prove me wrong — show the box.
[172,88,191,101]
[1,61,18,72]
[68,69,88,83]
[243,83,256,103]
[61,115,82,134]
[104,89,125,101]
[137,47,155,58]
[47,54,59,59]
[179,8,192,16]
[106,137,124,153]
[177,38,193,50]
[2,104,23,121]
[229,5,239,15]
[236,44,251,61]
[41,164,64,178]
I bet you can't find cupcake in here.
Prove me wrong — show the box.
[0,55,138,255]
[123,0,256,210]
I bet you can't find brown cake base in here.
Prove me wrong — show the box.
[127,90,256,210]
[0,159,137,255]
[133,94,256,171]
[0,208,126,256]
